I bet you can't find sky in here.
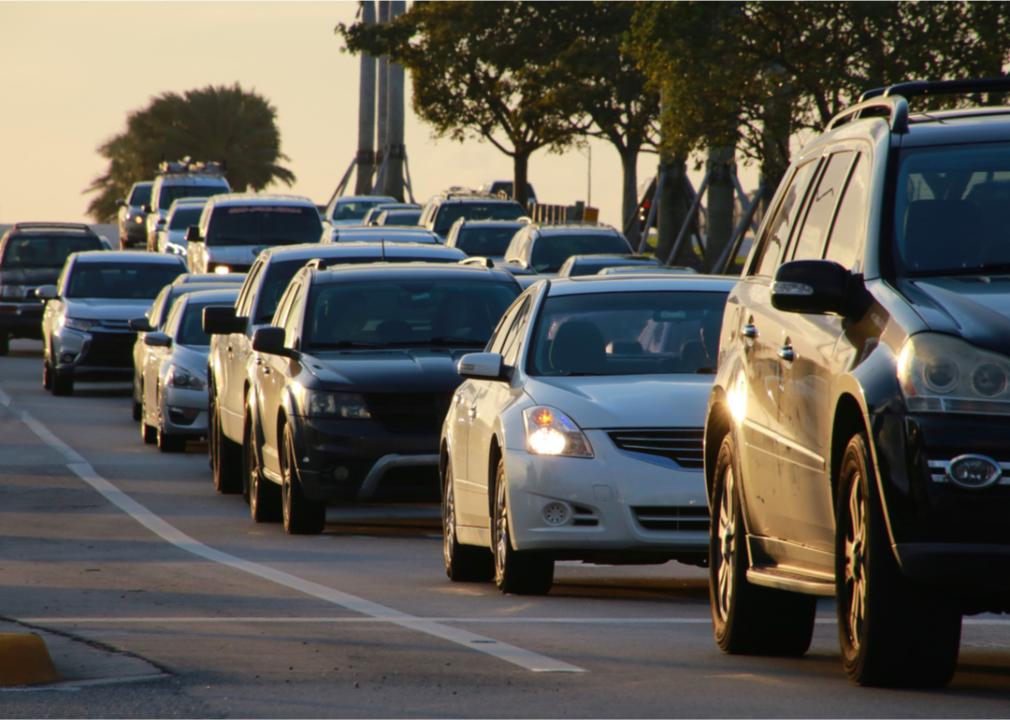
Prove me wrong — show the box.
[0,1,758,229]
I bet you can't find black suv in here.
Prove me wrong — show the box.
[704,79,1010,687]
[245,263,519,534]
[418,192,525,240]
[0,223,105,355]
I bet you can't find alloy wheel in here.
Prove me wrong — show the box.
[715,464,737,622]
[494,475,508,580]
[442,472,456,570]
[843,470,867,650]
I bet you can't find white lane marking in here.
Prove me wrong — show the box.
[0,673,169,693]
[9,398,582,674]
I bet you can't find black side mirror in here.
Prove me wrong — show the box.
[771,260,865,317]
[202,305,245,335]
[186,226,203,243]
[252,326,295,358]
[144,331,172,348]
[142,204,152,213]
[129,317,152,333]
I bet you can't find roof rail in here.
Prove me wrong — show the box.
[10,222,96,234]
[826,96,910,133]
[860,76,1010,103]
[459,256,494,268]
[305,257,329,271]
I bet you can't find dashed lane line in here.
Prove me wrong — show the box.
[0,388,583,673]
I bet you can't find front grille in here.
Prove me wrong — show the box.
[81,330,136,367]
[608,428,704,468]
[632,505,709,532]
[364,392,453,434]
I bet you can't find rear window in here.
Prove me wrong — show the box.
[433,202,524,235]
[65,262,184,299]
[207,206,322,247]
[168,206,204,230]
[454,225,522,257]
[530,233,633,274]
[158,183,228,208]
[129,184,152,206]
[176,302,216,346]
[2,235,102,269]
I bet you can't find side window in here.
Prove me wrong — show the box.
[272,282,298,328]
[824,153,870,270]
[488,297,523,355]
[790,150,855,261]
[500,298,532,367]
[750,160,818,277]
[237,260,265,317]
[283,286,305,348]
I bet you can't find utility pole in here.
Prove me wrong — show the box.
[374,0,390,192]
[382,0,406,201]
[354,1,377,195]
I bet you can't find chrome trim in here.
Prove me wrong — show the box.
[927,457,1010,487]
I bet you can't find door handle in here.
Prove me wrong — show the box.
[467,404,477,420]
[262,366,271,375]
[255,357,263,366]
[742,324,758,340]
[227,344,233,353]
[778,345,795,362]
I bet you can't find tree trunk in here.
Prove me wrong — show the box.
[354,0,377,195]
[375,0,390,192]
[513,151,530,209]
[381,0,406,201]
[760,65,792,212]
[656,156,694,266]
[619,146,640,249]
[705,145,736,272]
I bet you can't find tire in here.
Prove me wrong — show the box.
[492,458,553,595]
[280,424,325,535]
[157,426,185,453]
[42,357,53,391]
[246,417,280,523]
[132,400,142,422]
[132,376,143,421]
[141,420,157,444]
[836,433,961,687]
[443,456,493,582]
[210,393,242,494]
[0,333,9,356]
[52,371,73,397]
[709,433,816,656]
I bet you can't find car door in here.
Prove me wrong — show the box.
[732,159,819,541]
[220,259,264,441]
[259,281,302,476]
[775,147,870,556]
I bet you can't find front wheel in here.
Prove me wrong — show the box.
[280,424,325,535]
[442,456,493,582]
[836,433,961,687]
[492,458,553,595]
[709,433,815,656]
[52,370,74,397]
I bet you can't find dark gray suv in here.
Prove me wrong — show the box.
[704,78,1010,688]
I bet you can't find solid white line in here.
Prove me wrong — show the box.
[10,400,582,674]
[0,673,169,693]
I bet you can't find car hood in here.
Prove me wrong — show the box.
[304,347,473,393]
[0,267,62,286]
[64,298,153,321]
[524,375,713,429]
[170,344,211,374]
[901,276,1010,355]
[205,245,272,265]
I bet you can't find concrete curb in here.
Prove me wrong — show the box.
[0,633,59,687]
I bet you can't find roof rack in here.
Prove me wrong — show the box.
[10,222,96,234]
[826,96,910,133]
[459,256,494,268]
[157,158,225,177]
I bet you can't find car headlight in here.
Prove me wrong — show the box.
[167,366,206,390]
[134,215,144,224]
[305,391,372,419]
[62,317,98,332]
[898,333,1010,413]
[522,406,593,457]
[213,265,232,275]
[0,285,28,299]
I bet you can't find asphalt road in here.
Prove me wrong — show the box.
[1,338,1009,718]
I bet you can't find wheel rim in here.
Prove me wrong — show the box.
[247,427,259,510]
[494,472,508,578]
[209,401,219,471]
[715,463,736,622]
[843,470,867,650]
[281,432,292,526]
[442,467,455,569]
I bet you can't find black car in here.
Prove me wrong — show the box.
[704,78,1010,688]
[0,223,105,355]
[245,263,520,534]
[557,253,663,278]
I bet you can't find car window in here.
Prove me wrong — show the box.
[65,262,184,300]
[168,206,204,231]
[177,302,214,346]
[1,235,102,269]
[272,281,299,328]
[454,225,523,257]
[824,153,870,270]
[750,160,818,277]
[158,183,228,209]
[529,233,632,274]
[487,296,524,354]
[790,151,855,261]
[254,259,307,324]
[236,259,265,317]
[206,205,322,247]
[148,288,171,328]
[129,184,152,206]
[501,298,532,367]
[433,202,524,236]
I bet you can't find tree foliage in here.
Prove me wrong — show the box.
[86,84,294,222]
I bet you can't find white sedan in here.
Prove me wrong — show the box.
[440,274,734,594]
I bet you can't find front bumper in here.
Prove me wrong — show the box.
[160,385,209,438]
[502,429,708,562]
[53,327,136,381]
[290,415,440,502]
[0,301,43,337]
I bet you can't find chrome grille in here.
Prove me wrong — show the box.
[608,428,704,468]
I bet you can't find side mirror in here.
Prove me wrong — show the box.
[142,204,152,213]
[186,226,203,243]
[252,326,294,357]
[129,317,152,333]
[35,285,58,300]
[771,259,863,316]
[144,331,172,348]
[457,352,506,381]
[203,305,246,335]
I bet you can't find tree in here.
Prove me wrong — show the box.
[85,84,295,222]
[339,2,585,207]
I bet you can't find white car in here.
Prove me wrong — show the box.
[157,198,208,256]
[440,274,734,594]
[140,287,239,452]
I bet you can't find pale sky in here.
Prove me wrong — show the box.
[0,1,756,229]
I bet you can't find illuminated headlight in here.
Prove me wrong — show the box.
[167,366,206,390]
[523,406,593,457]
[62,317,99,332]
[134,216,144,224]
[898,333,1010,413]
[213,265,232,275]
[305,391,371,419]
[0,285,28,299]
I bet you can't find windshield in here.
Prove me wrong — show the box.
[528,291,727,376]
[176,303,215,346]
[305,278,519,350]
[2,235,102,269]
[379,210,421,226]
[65,262,184,299]
[158,183,228,208]
[206,206,322,247]
[433,202,524,235]
[168,206,204,230]
[454,225,522,257]
[331,200,386,222]
[894,142,1010,276]
[129,184,152,206]
[530,234,632,273]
